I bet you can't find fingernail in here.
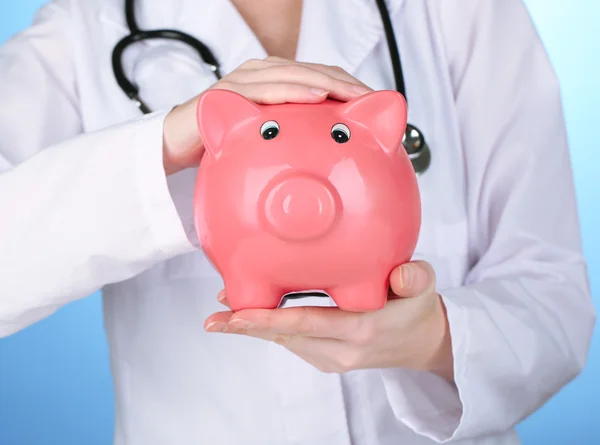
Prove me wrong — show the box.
[352,85,371,95]
[400,264,414,289]
[205,321,227,333]
[310,88,328,96]
[228,318,253,331]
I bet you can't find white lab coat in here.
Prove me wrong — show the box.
[0,0,595,443]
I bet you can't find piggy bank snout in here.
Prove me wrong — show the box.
[261,174,340,242]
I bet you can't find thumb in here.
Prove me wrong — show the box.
[390,260,437,298]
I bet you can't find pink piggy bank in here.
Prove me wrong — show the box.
[193,89,421,312]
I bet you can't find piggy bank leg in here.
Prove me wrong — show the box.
[223,277,284,312]
[328,279,389,312]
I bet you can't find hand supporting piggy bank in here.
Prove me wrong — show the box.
[193,89,421,312]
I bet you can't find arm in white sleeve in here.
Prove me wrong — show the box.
[380,0,596,441]
[0,1,195,337]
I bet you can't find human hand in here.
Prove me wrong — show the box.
[204,261,455,382]
[162,56,373,176]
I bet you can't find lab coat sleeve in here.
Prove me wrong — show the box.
[380,0,596,441]
[0,1,195,337]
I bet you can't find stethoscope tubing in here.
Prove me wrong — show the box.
[112,0,431,174]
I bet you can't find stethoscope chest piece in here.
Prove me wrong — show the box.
[403,124,431,175]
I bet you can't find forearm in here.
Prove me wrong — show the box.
[0,112,195,337]
[382,264,595,442]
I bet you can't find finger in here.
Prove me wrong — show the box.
[236,57,271,70]
[204,310,235,332]
[235,56,294,70]
[225,65,370,101]
[225,306,364,340]
[239,63,371,99]
[256,57,372,90]
[217,289,230,308]
[211,81,330,104]
[235,57,372,92]
[389,260,437,298]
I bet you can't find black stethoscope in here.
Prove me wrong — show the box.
[112,0,432,175]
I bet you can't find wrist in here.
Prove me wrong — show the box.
[421,294,454,382]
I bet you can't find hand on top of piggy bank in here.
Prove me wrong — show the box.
[193,89,421,312]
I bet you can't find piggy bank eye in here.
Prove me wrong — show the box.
[260,120,280,140]
[331,123,350,143]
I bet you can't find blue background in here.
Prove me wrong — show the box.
[0,1,598,444]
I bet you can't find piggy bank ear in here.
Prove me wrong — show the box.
[196,89,261,158]
[340,90,407,155]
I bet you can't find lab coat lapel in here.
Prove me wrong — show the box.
[99,0,407,77]
[98,0,268,76]
[295,0,406,75]
[98,0,191,34]
[177,0,269,74]
[97,0,269,118]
